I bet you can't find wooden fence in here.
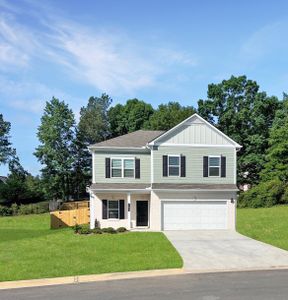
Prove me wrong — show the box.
[60,201,89,210]
[50,207,90,229]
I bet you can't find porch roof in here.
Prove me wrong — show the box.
[151,183,238,191]
[90,183,151,192]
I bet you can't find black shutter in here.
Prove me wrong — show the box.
[203,156,208,177]
[119,200,125,219]
[221,156,226,178]
[163,155,168,177]
[180,155,186,177]
[105,158,111,178]
[102,200,108,219]
[135,158,140,179]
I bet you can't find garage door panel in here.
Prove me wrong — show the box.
[163,201,227,230]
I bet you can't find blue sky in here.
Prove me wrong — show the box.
[1,0,288,175]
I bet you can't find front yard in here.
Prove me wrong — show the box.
[0,214,182,282]
[237,205,288,251]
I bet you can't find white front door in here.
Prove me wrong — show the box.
[163,201,228,230]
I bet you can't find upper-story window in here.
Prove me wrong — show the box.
[168,155,180,176]
[111,158,135,178]
[208,156,220,177]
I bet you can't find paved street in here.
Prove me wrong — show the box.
[1,270,288,300]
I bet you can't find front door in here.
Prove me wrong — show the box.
[136,201,148,226]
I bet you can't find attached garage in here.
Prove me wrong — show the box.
[162,201,228,230]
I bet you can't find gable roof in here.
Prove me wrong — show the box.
[148,113,242,148]
[89,130,165,149]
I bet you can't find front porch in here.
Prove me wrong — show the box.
[89,191,151,230]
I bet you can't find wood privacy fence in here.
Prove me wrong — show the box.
[61,200,89,210]
[50,207,90,229]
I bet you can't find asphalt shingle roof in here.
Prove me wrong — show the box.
[89,130,165,148]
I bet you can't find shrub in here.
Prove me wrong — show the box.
[0,205,12,216]
[73,224,81,233]
[102,227,117,234]
[238,179,287,208]
[78,224,91,235]
[92,228,102,234]
[116,227,127,233]
[11,203,18,216]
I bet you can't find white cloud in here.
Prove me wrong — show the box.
[0,1,198,95]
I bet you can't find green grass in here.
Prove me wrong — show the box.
[237,205,288,251]
[0,214,182,281]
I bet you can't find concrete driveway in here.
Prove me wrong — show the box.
[165,230,288,272]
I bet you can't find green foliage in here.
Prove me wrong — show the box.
[78,224,91,235]
[238,179,288,208]
[92,228,103,234]
[116,227,127,233]
[34,98,76,200]
[197,75,281,185]
[108,98,154,137]
[260,98,288,182]
[101,227,117,234]
[0,202,49,216]
[78,94,112,144]
[146,101,196,131]
[0,113,14,165]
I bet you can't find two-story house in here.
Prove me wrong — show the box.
[88,113,241,231]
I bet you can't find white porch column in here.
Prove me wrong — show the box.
[127,192,131,229]
[89,192,96,229]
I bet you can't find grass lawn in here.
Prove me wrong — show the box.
[237,205,288,251]
[0,214,182,282]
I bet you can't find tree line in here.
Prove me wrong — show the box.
[0,75,287,207]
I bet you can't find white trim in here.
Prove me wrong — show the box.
[89,192,96,229]
[234,148,237,184]
[136,199,149,228]
[151,147,154,183]
[110,157,135,179]
[148,113,242,148]
[167,154,180,177]
[127,193,131,229]
[208,155,221,177]
[156,143,235,148]
[92,151,95,183]
[153,189,238,192]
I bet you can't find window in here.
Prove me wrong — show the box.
[108,200,119,218]
[111,159,122,178]
[111,158,135,178]
[124,159,134,178]
[168,155,180,176]
[209,156,220,177]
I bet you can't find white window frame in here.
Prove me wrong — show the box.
[110,157,135,178]
[108,200,119,219]
[208,155,221,177]
[168,155,180,177]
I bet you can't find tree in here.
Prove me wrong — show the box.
[78,94,112,145]
[146,102,196,131]
[0,114,13,165]
[197,75,280,186]
[260,96,288,182]
[34,97,75,200]
[238,95,288,208]
[108,99,154,137]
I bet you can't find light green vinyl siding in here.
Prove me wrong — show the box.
[93,151,151,184]
[153,146,235,184]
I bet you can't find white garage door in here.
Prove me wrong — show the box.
[163,201,227,230]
